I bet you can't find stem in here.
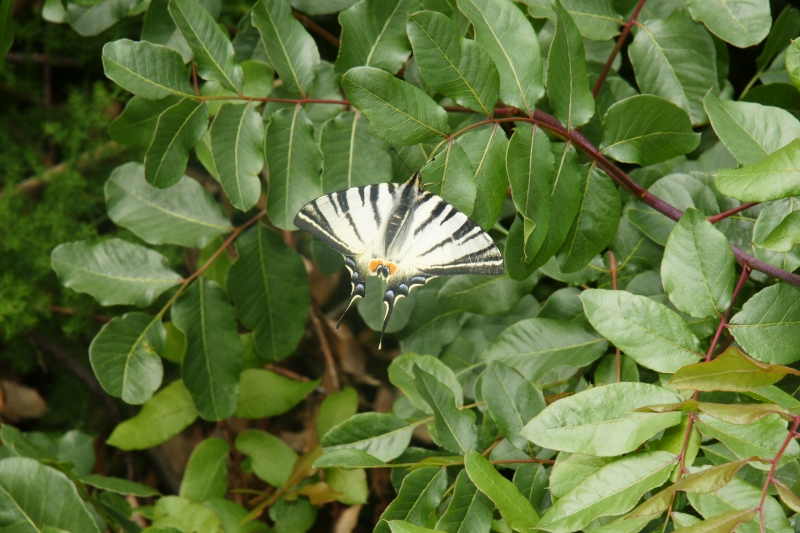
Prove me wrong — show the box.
[198,95,349,105]
[592,0,648,97]
[191,62,199,96]
[704,265,751,362]
[156,209,266,319]
[757,415,800,533]
[707,202,759,224]
[292,11,341,48]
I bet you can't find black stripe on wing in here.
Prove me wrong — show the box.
[294,199,355,255]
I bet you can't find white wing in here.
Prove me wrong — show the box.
[294,183,397,256]
[410,193,504,276]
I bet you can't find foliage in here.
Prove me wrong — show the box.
[2,0,800,533]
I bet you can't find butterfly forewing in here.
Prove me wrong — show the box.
[294,184,396,256]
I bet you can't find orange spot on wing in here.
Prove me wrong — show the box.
[369,260,382,273]
[386,263,398,275]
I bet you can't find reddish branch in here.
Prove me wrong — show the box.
[592,0,647,96]
[703,265,751,362]
[292,12,341,48]
[707,202,759,224]
[758,415,800,533]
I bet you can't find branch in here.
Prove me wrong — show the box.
[703,265,751,362]
[707,202,759,224]
[758,415,800,533]
[292,11,340,48]
[592,0,648,97]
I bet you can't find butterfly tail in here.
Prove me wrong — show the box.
[338,257,367,330]
[379,289,397,349]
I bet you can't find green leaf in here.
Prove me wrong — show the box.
[751,197,800,271]
[507,123,554,260]
[601,95,701,166]
[317,387,358,439]
[539,451,677,533]
[236,429,297,487]
[0,458,101,533]
[80,474,160,497]
[209,102,264,212]
[102,39,194,99]
[235,368,319,419]
[89,312,165,405]
[107,380,198,450]
[756,210,800,252]
[455,124,509,231]
[715,138,800,202]
[629,459,753,518]
[458,0,544,115]
[696,401,793,425]
[559,0,622,41]
[51,239,182,307]
[483,317,607,381]
[773,479,800,513]
[549,454,615,499]
[145,98,209,189]
[695,413,800,470]
[464,451,540,533]
[313,448,386,469]
[169,0,242,93]
[342,66,450,145]
[325,467,368,505]
[152,496,224,533]
[436,469,494,533]
[438,273,536,316]
[227,224,309,361]
[105,162,232,249]
[558,166,621,273]
[676,509,758,533]
[788,38,800,91]
[322,413,416,462]
[482,361,545,453]
[628,9,719,125]
[514,463,548,512]
[525,142,584,271]
[669,347,795,391]
[357,276,417,334]
[389,353,463,412]
[688,477,790,533]
[704,90,800,166]
[252,0,319,97]
[387,522,440,533]
[335,0,419,76]
[179,437,229,502]
[413,366,477,454]
[289,0,358,15]
[729,283,800,364]
[375,467,448,533]
[320,110,391,194]
[407,10,499,115]
[265,105,322,230]
[419,140,476,215]
[661,207,735,318]
[399,282,464,355]
[547,2,594,130]
[757,7,800,70]
[581,289,703,372]
[521,382,684,456]
[172,278,242,421]
[685,0,770,48]
[110,95,183,148]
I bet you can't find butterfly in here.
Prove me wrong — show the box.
[294,172,504,347]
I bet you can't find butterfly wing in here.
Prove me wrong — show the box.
[410,194,504,277]
[294,184,396,256]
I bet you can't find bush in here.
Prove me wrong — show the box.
[2,0,800,532]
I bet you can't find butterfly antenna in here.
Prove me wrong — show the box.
[379,293,396,349]
[389,147,414,174]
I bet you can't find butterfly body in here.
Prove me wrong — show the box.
[294,172,503,347]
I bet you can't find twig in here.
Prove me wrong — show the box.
[757,415,800,533]
[292,11,340,48]
[592,0,647,97]
[4,52,80,67]
[309,308,339,392]
[707,202,759,224]
[703,265,751,362]
[49,305,112,323]
[192,62,200,96]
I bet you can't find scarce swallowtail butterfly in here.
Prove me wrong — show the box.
[294,172,504,348]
